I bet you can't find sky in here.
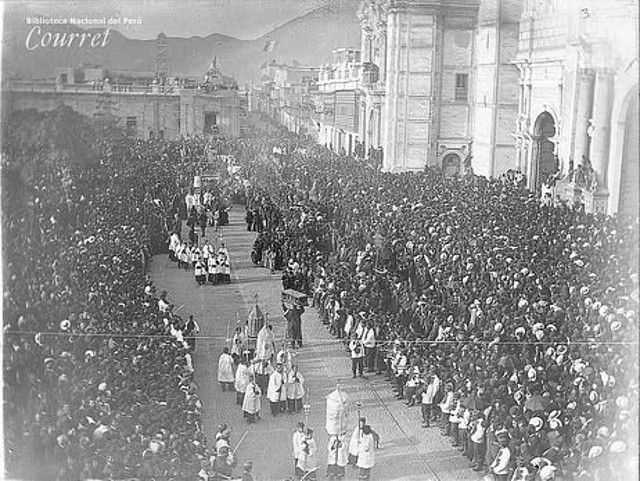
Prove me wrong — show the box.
[5,0,332,40]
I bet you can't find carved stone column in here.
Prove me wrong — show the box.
[588,70,613,184]
[572,69,595,164]
[382,7,398,171]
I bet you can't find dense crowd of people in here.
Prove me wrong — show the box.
[2,108,254,480]
[238,128,638,480]
[3,105,638,480]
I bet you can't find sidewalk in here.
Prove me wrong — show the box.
[150,205,481,481]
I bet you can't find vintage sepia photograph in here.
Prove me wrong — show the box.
[1,0,638,480]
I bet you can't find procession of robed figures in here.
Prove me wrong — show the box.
[216,296,308,422]
[215,294,378,480]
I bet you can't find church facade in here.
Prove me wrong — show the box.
[513,0,638,216]
[357,0,638,215]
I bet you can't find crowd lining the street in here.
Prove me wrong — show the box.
[2,117,253,480]
[3,107,638,480]
[241,128,638,481]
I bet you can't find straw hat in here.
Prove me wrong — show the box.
[529,417,543,431]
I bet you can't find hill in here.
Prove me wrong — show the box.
[1,0,361,86]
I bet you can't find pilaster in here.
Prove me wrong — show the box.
[572,69,595,165]
[588,69,614,185]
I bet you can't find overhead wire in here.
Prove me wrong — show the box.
[4,329,638,346]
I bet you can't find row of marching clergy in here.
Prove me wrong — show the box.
[218,344,378,481]
[219,333,307,421]
[168,234,231,284]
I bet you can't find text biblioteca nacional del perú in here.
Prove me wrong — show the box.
[26,17,141,25]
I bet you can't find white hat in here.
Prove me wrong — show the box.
[610,440,627,453]
[548,418,562,430]
[539,465,557,480]
[616,396,629,408]
[548,410,561,420]
[529,417,543,431]
[588,446,603,459]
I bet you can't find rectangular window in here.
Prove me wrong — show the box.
[125,116,137,135]
[455,73,468,101]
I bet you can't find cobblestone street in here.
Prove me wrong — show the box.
[150,206,481,481]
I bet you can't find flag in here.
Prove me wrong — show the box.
[263,40,277,52]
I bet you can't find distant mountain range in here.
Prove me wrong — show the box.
[2,0,361,86]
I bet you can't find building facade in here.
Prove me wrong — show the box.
[2,64,244,140]
[359,0,481,172]
[357,2,388,156]
[254,61,320,138]
[471,0,521,178]
[316,48,362,155]
[513,0,638,216]
[357,0,637,215]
